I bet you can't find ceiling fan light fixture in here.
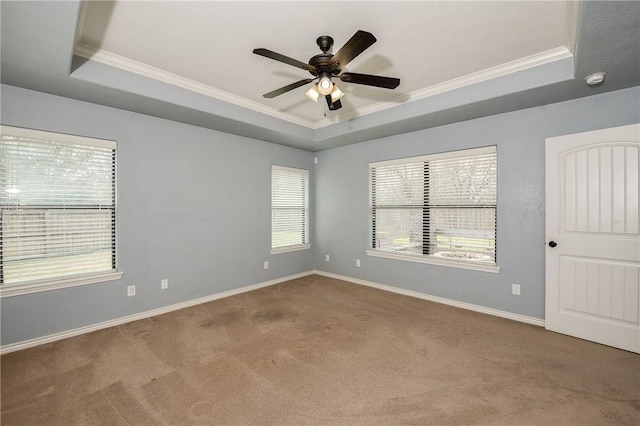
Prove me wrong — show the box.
[330,84,344,103]
[318,73,333,95]
[253,30,400,109]
[305,84,320,102]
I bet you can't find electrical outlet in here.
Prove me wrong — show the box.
[127,285,136,297]
[264,261,269,270]
[356,259,361,267]
[314,157,318,164]
[326,254,330,262]
[161,279,168,289]
[512,284,521,296]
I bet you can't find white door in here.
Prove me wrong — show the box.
[546,124,640,353]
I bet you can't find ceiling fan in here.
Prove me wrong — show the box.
[253,30,400,111]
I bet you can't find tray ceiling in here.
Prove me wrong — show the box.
[75,1,574,128]
[2,1,639,151]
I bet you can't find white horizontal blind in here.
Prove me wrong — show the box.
[371,162,425,255]
[371,146,497,264]
[0,127,117,286]
[272,165,309,250]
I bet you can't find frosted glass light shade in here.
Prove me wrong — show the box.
[330,85,344,102]
[318,74,333,95]
[305,84,320,102]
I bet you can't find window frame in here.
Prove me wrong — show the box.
[270,165,311,254]
[367,146,500,273]
[0,126,123,298]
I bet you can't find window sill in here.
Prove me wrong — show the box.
[271,244,312,255]
[366,250,500,273]
[0,271,124,298]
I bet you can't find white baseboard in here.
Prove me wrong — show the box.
[0,271,314,355]
[1,269,544,354]
[312,270,545,327]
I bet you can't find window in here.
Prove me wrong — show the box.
[0,126,121,295]
[369,146,497,271]
[271,165,310,253]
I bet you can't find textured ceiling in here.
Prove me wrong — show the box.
[1,1,639,151]
[75,1,571,126]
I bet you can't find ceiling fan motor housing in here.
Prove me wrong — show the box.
[316,35,334,53]
[309,36,342,77]
[308,53,340,77]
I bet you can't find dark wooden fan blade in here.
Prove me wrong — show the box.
[263,79,314,98]
[340,72,400,89]
[329,30,377,70]
[253,48,316,73]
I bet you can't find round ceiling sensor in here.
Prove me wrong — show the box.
[585,72,606,86]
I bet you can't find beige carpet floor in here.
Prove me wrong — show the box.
[1,274,639,425]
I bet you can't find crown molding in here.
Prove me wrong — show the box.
[565,0,580,54]
[74,43,316,129]
[74,43,572,131]
[311,46,574,128]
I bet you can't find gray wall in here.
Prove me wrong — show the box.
[1,84,314,346]
[2,84,639,346]
[313,87,640,320]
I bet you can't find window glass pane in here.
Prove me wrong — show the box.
[371,147,497,265]
[1,137,115,206]
[0,127,117,286]
[429,207,496,262]
[373,208,422,254]
[272,208,306,247]
[271,166,309,250]
[428,152,497,205]
[372,163,423,206]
